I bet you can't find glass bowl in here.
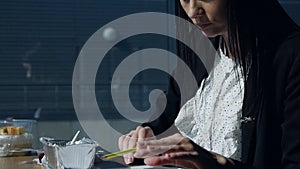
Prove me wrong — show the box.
[0,119,37,156]
[0,119,36,133]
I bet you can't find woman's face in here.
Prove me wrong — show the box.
[180,0,228,38]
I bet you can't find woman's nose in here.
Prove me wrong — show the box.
[187,0,203,18]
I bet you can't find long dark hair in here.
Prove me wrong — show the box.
[175,0,299,115]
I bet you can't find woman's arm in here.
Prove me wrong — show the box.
[275,35,300,169]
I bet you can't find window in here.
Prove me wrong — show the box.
[0,0,175,120]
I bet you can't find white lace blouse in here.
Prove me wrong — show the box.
[175,48,244,160]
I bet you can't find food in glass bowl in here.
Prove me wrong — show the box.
[0,119,35,156]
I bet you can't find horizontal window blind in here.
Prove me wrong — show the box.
[0,0,174,120]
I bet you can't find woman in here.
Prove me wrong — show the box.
[119,0,300,168]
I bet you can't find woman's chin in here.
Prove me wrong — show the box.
[201,31,219,38]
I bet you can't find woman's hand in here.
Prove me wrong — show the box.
[134,133,235,169]
[118,126,155,164]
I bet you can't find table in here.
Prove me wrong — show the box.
[0,156,127,169]
[0,156,44,169]
[0,156,179,169]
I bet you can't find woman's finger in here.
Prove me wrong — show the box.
[126,131,138,164]
[165,151,199,158]
[137,126,155,142]
[144,156,196,169]
[122,134,131,164]
[135,133,187,156]
[141,133,185,146]
[121,130,137,164]
[134,144,167,158]
[118,135,126,151]
[151,141,195,153]
[135,142,196,158]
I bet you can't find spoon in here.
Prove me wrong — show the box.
[68,130,80,145]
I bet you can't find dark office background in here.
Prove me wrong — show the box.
[0,0,299,121]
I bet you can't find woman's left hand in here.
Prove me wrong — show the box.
[134,133,234,169]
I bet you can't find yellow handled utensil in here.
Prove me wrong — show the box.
[102,148,137,159]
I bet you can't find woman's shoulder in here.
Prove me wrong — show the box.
[271,30,300,73]
[271,30,300,80]
[276,30,300,60]
[278,30,300,51]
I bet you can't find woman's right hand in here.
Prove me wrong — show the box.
[118,126,155,164]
